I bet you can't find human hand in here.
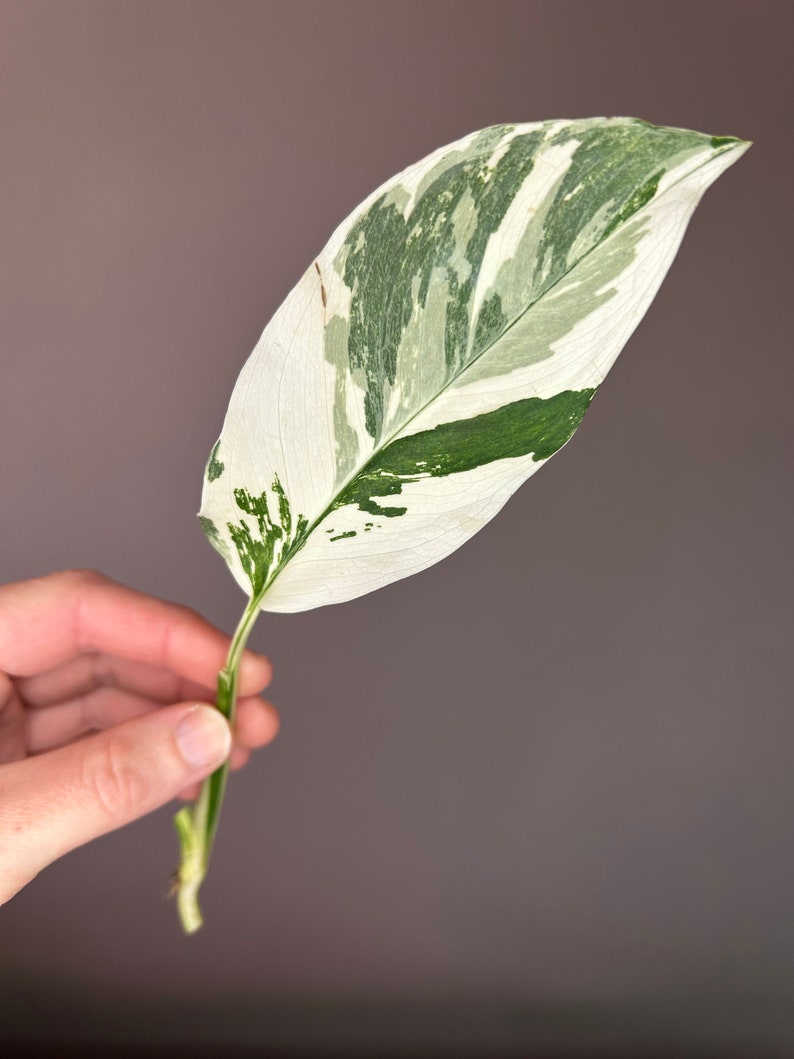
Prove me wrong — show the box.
[0,570,278,905]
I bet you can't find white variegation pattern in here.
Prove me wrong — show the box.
[199,119,748,611]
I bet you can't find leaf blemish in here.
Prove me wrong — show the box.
[314,260,328,308]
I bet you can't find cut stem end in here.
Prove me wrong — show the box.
[173,804,206,933]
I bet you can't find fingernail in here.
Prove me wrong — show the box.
[176,706,232,769]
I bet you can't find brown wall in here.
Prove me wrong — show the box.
[1,2,791,1055]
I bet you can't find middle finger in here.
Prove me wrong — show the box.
[16,652,216,710]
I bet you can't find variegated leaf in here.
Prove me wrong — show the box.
[200,118,747,612]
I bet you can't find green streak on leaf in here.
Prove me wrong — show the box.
[322,313,361,483]
[533,123,701,283]
[272,475,292,539]
[234,486,282,541]
[227,475,308,593]
[334,388,596,518]
[198,515,231,562]
[333,122,711,447]
[206,441,225,482]
[227,520,273,594]
[339,129,542,439]
[602,170,662,239]
[472,292,508,354]
[329,530,357,542]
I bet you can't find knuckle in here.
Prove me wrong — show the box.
[82,738,151,819]
[90,650,117,689]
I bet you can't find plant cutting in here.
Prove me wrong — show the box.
[172,117,748,932]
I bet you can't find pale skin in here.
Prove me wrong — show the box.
[0,569,279,906]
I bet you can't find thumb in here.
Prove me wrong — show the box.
[0,703,231,903]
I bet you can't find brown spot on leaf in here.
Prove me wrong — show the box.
[314,261,328,308]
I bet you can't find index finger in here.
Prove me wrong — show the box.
[0,570,272,694]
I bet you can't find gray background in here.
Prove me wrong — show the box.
[1,1,791,1055]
